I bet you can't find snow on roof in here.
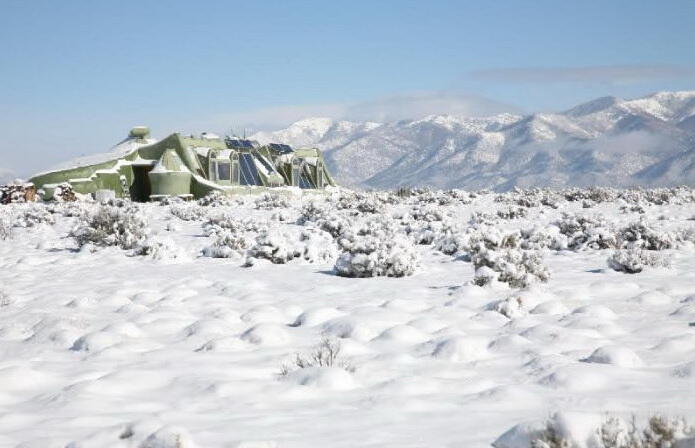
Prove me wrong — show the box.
[35,136,158,177]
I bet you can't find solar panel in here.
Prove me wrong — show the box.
[268,143,293,154]
[239,153,261,185]
[225,138,258,149]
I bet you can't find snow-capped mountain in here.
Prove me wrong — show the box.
[252,91,695,190]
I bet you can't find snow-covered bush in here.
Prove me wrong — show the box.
[254,193,290,210]
[46,201,90,218]
[555,213,617,250]
[471,247,550,288]
[497,206,528,220]
[409,205,449,222]
[202,230,251,259]
[469,211,499,226]
[331,191,385,214]
[270,209,293,222]
[248,228,303,264]
[248,227,338,264]
[520,226,564,250]
[594,415,695,448]
[299,228,338,263]
[607,248,670,274]
[280,337,353,376]
[0,216,12,240]
[203,213,267,236]
[434,226,470,256]
[413,189,455,206]
[9,204,56,228]
[406,220,452,245]
[71,204,149,250]
[170,203,207,221]
[135,236,185,260]
[563,186,617,203]
[334,233,418,278]
[616,220,675,250]
[467,226,522,251]
[197,190,237,207]
[297,202,351,238]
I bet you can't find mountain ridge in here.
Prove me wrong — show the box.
[252,91,695,190]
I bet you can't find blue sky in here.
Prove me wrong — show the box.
[2,0,695,175]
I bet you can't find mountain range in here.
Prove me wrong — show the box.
[252,91,695,190]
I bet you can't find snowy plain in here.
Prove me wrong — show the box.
[1,187,695,447]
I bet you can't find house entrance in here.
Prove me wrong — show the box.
[130,166,153,202]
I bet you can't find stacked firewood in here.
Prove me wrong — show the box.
[0,183,37,204]
[54,183,77,202]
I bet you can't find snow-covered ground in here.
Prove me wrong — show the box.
[1,187,695,447]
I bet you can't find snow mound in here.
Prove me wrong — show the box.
[582,345,644,367]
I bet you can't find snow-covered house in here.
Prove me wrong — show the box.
[30,127,336,200]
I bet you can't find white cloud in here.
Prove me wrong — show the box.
[470,65,695,85]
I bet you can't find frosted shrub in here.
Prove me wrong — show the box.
[466,226,522,251]
[445,189,473,204]
[298,202,351,238]
[497,206,528,220]
[254,193,290,210]
[409,205,449,222]
[203,213,267,236]
[434,226,470,256]
[407,220,452,245]
[46,201,90,218]
[197,190,236,207]
[248,228,303,264]
[469,211,499,226]
[472,246,550,288]
[617,221,674,250]
[0,216,12,240]
[10,204,56,228]
[607,248,670,274]
[594,415,695,448]
[299,228,338,263]
[270,209,293,222]
[170,203,207,221]
[71,204,149,250]
[563,186,617,203]
[520,226,564,250]
[335,233,418,278]
[332,191,385,214]
[135,236,185,260]
[555,213,617,250]
[202,230,251,258]
[530,414,572,448]
[414,189,454,206]
[280,337,353,376]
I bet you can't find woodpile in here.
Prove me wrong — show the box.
[54,183,77,202]
[0,183,37,204]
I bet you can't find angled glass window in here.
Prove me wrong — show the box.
[299,165,316,189]
[240,153,261,185]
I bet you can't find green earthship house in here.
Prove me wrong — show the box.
[30,127,336,201]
